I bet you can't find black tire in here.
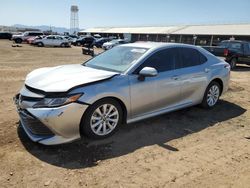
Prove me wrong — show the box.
[201,81,221,109]
[15,38,22,44]
[60,43,65,47]
[229,58,237,70]
[37,42,44,47]
[81,98,123,139]
[77,42,82,46]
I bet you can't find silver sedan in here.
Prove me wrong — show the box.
[14,42,230,145]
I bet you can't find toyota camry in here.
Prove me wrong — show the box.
[14,42,230,145]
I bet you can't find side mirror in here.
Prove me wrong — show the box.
[138,67,158,81]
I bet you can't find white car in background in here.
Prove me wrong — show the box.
[102,39,128,50]
[34,35,70,47]
[12,31,44,43]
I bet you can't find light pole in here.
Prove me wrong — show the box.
[193,35,197,45]
[167,35,170,42]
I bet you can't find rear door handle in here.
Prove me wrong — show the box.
[204,68,210,73]
[171,76,179,80]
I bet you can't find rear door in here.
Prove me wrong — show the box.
[240,43,250,64]
[228,42,244,62]
[176,47,208,104]
[43,36,54,46]
[54,36,63,46]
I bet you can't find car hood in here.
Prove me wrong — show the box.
[12,34,23,38]
[25,64,118,92]
[103,42,116,46]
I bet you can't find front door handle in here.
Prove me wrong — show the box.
[204,68,210,73]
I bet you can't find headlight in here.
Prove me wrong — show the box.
[33,94,82,108]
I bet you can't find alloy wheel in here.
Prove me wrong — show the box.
[90,104,119,136]
[207,85,220,107]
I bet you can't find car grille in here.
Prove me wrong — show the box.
[19,110,54,136]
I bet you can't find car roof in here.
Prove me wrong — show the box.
[25,31,43,33]
[122,42,199,50]
[221,40,249,43]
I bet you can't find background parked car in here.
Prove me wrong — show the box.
[0,32,12,40]
[62,36,76,43]
[94,37,111,48]
[33,35,70,47]
[27,35,45,44]
[11,31,43,43]
[102,39,128,50]
[203,40,250,69]
[72,35,96,46]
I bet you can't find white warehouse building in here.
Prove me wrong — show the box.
[80,23,250,46]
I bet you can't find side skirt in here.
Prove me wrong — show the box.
[127,102,193,124]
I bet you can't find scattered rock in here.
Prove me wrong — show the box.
[44,180,50,186]
[10,172,13,176]
[96,160,101,164]
[171,176,177,182]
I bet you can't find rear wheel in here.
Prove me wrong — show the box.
[60,43,66,47]
[15,38,22,44]
[37,42,44,47]
[81,98,123,139]
[201,81,221,108]
[77,42,81,46]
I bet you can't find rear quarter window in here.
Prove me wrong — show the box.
[199,52,207,64]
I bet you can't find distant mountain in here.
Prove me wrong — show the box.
[12,24,81,34]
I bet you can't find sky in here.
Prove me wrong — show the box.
[0,0,250,29]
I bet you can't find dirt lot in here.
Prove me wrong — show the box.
[0,40,249,188]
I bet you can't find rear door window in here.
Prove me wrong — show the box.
[228,42,243,51]
[244,43,250,55]
[176,47,205,69]
[47,36,55,39]
[219,41,229,48]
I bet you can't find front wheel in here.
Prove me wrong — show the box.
[201,81,221,108]
[81,98,123,139]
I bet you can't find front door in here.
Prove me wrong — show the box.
[129,48,181,118]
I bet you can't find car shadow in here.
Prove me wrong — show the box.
[233,65,250,72]
[18,100,246,169]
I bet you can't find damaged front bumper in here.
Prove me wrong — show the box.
[14,94,88,145]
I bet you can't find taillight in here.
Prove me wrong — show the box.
[224,49,229,56]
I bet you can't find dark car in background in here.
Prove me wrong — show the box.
[203,40,250,69]
[94,38,111,48]
[72,35,96,46]
[0,32,12,39]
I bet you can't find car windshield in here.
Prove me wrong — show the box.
[84,46,148,73]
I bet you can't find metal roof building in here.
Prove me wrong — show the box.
[80,24,250,46]
[81,24,250,35]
